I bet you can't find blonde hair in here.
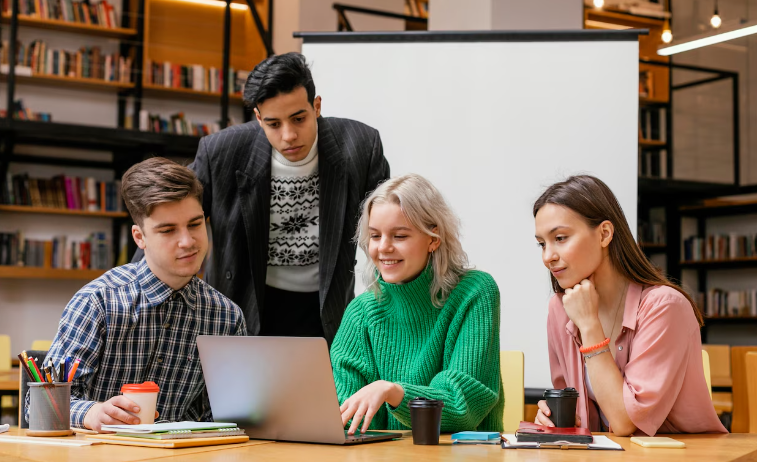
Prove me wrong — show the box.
[356,173,469,307]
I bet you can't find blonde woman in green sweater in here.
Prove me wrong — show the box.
[331,173,504,436]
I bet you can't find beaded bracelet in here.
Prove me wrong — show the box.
[583,348,611,361]
[579,337,610,354]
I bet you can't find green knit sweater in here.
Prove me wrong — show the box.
[330,267,504,432]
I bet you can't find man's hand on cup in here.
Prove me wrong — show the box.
[83,396,159,432]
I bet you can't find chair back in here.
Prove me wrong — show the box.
[731,346,757,433]
[0,335,10,372]
[500,350,524,432]
[18,349,49,429]
[702,344,732,387]
[0,335,11,409]
[702,350,712,399]
[31,340,53,351]
[746,352,757,434]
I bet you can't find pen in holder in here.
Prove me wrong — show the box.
[27,382,73,437]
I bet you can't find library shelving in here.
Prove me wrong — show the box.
[0,204,129,218]
[0,266,107,280]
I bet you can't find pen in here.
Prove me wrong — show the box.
[17,354,35,382]
[67,359,80,382]
[64,357,72,382]
[29,357,44,383]
[27,360,41,382]
[59,359,66,383]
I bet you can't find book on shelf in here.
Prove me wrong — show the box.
[0,231,111,270]
[145,59,247,96]
[697,289,757,318]
[3,39,132,83]
[637,219,665,245]
[639,70,654,99]
[683,234,757,262]
[1,172,123,212]
[135,110,222,137]
[639,106,666,142]
[0,100,51,121]
[1,0,120,29]
[638,148,667,178]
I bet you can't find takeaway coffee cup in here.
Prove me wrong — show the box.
[543,387,579,428]
[408,397,444,445]
[121,381,159,425]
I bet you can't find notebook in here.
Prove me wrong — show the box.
[85,434,254,449]
[100,421,237,434]
[116,427,246,440]
[515,421,593,444]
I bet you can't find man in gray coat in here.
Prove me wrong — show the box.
[182,52,388,344]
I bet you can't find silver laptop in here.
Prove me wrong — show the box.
[196,336,402,445]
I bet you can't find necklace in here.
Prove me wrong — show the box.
[608,282,629,342]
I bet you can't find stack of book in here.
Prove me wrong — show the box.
[2,40,132,82]
[0,231,111,270]
[1,173,123,213]
[684,234,757,261]
[1,0,120,28]
[145,60,247,95]
[0,100,51,121]
[697,289,757,318]
[136,110,222,137]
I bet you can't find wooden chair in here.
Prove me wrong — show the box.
[746,352,757,434]
[0,335,11,408]
[500,350,524,432]
[30,340,53,351]
[703,344,732,388]
[731,346,757,433]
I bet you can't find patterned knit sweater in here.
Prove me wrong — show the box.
[330,267,504,432]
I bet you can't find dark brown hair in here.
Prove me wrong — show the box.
[533,175,703,326]
[121,157,203,227]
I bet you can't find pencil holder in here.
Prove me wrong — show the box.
[27,382,73,437]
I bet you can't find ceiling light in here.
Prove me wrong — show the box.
[711,1,722,28]
[593,0,605,8]
[658,20,757,55]
[662,19,673,43]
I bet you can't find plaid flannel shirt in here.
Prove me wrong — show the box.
[25,259,246,427]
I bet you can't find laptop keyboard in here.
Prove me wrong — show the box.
[344,431,392,441]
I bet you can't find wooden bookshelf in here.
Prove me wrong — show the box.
[0,266,107,280]
[639,242,666,250]
[142,84,243,103]
[0,14,137,39]
[639,138,666,148]
[680,256,757,269]
[0,73,134,92]
[640,96,669,106]
[705,316,757,324]
[0,205,128,218]
[142,0,268,90]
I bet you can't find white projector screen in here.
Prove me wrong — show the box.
[301,31,640,389]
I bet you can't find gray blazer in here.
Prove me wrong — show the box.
[188,117,388,343]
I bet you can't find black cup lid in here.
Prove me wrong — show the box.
[408,397,445,408]
[543,387,579,399]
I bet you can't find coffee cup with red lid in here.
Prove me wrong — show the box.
[121,381,159,425]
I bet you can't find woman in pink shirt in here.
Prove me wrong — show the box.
[533,175,726,436]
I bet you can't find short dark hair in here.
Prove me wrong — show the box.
[244,52,316,109]
[121,157,203,227]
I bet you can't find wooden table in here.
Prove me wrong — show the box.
[0,368,19,398]
[1,428,757,462]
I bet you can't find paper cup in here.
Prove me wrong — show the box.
[121,381,159,425]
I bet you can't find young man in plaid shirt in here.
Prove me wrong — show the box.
[26,157,246,432]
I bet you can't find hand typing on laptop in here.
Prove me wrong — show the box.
[83,396,159,433]
[340,380,405,435]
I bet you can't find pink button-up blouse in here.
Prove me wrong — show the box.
[546,283,727,436]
